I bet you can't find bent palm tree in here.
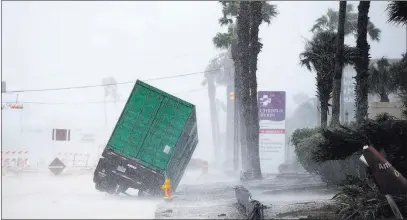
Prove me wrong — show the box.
[311,4,381,41]
[386,1,407,26]
[300,31,356,127]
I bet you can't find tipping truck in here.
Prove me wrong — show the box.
[93,80,199,196]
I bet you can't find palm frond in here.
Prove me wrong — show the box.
[311,15,329,32]
[367,21,381,41]
[299,52,314,72]
[225,1,239,17]
[346,3,355,14]
[218,17,233,26]
[310,4,381,41]
[326,8,339,31]
[368,57,399,98]
[261,2,278,25]
[386,1,407,26]
[213,32,233,49]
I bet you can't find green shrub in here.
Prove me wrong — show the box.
[291,127,320,147]
[292,127,367,184]
[314,115,407,178]
[291,115,407,184]
[294,131,325,173]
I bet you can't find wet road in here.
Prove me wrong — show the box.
[2,173,161,219]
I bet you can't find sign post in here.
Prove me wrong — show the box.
[257,91,286,174]
[48,157,66,176]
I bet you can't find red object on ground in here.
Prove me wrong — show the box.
[363,146,407,195]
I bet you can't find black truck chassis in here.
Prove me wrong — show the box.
[93,149,165,196]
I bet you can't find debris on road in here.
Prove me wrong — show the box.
[233,185,268,220]
[155,182,245,219]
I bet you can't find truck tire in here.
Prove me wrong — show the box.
[95,183,105,192]
[117,184,130,194]
[101,180,117,194]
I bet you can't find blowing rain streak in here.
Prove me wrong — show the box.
[2,1,407,219]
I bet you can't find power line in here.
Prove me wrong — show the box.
[25,52,208,80]
[1,87,207,105]
[3,68,224,94]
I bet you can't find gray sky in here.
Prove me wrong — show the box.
[2,1,406,161]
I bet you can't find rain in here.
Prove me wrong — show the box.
[2,1,407,219]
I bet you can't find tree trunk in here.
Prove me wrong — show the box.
[236,1,252,173]
[379,93,390,102]
[232,41,250,173]
[320,98,329,128]
[207,75,220,166]
[247,1,263,179]
[355,1,371,124]
[238,103,250,171]
[331,1,347,127]
[316,99,321,126]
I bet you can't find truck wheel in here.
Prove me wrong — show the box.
[122,185,130,193]
[101,180,117,194]
[95,183,105,192]
[116,184,130,194]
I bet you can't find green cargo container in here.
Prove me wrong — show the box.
[93,80,199,196]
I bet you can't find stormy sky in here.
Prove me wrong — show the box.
[2,1,406,162]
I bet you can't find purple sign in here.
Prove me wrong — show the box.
[258,91,286,121]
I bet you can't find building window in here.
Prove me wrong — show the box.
[52,129,70,141]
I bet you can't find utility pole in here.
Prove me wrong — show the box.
[340,72,345,123]
[1,81,6,93]
[104,98,107,138]
[16,94,24,134]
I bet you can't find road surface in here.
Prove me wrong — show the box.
[2,172,161,219]
[1,169,233,219]
[2,170,335,219]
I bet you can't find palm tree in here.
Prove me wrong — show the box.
[331,1,347,126]
[311,4,381,41]
[244,1,263,179]
[300,31,356,127]
[354,1,371,124]
[213,1,277,75]
[386,1,407,26]
[202,53,231,165]
[368,57,397,102]
[390,53,407,117]
[213,1,277,176]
